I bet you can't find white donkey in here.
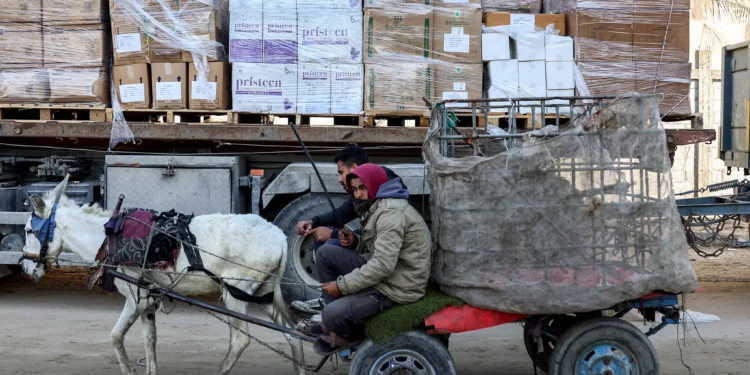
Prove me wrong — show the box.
[20,176,306,375]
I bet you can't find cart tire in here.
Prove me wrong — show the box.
[523,312,602,374]
[349,331,456,375]
[273,194,349,308]
[549,317,659,375]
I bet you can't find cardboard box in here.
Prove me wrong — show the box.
[188,62,231,110]
[151,62,187,109]
[43,24,110,66]
[433,7,482,63]
[113,64,151,109]
[434,63,482,107]
[229,5,263,63]
[364,63,432,115]
[363,0,426,8]
[484,12,566,35]
[633,10,689,63]
[482,0,541,13]
[0,0,42,23]
[331,63,364,114]
[180,2,229,63]
[482,33,510,61]
[545,34,573,61]
[635,62,690,115]
[0,24,42,68]
[263,13,297,64]
[144,1,183,63]
[543,0,689,13]
[487,59,518,112]
[515,32,545,61]
[297,63,331,115]
[232,63,297,113]
[0,67,49,102]
[298,11,363,64]
[432,0,482,6]
[111,7,149,65]
[47,66,109,104]
[42,0,108,25]
[364,8,433,63]
[519,60,546,95]
[298,0,362,11]
[567,10,633,62]
[546,61,574,90]
[577,61,636,97]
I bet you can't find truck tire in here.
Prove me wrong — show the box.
[348,331,457,375]
[273,194,349,310]
[549,317,659,375]
[524,312,602,374]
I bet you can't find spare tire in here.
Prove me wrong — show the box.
[273,194,350,310]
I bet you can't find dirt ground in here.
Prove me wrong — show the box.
[1,252,749,375]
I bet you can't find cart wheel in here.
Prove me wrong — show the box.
[549,317,659,375]
[349,331,456,375]
[524,312,602,374]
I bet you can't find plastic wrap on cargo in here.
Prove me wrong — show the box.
[47,66,110,104]
[543,0,689,14]
[425,94,698,314]
[482,0,541,13]
[0,0,108,24]
[0,68,50,102]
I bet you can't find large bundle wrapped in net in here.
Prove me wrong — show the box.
[424,95,697,314]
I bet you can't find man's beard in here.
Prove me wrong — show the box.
[353,198,373,217]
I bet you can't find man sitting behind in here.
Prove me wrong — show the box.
[308,164,432,354]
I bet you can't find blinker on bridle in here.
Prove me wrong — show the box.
[21,202,60,270]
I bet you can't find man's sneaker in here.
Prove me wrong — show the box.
[311,313,322,323]
[291,297,326,314]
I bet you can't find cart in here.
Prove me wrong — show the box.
[109,95,689,374]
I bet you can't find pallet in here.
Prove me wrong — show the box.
[0,103,107,122]
[107,108,233,124]
[363,112,487,128]
[231,113,363,126]
[487,113,572,130]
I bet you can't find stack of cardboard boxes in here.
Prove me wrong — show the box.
[547,0,691,115]
[482,12,571,114]
[110,0,232,110]
[363,0,483,115]
[0,0,110,104]
[228,0,364,115]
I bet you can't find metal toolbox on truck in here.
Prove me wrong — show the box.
[104,155,247,215]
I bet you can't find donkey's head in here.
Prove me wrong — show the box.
[21,175,70,279]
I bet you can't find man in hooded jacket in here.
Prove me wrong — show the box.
[308,163,432,354]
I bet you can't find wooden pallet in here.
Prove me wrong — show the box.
[108,108,233,124]
[487,113,572,130]
[0,103,107,122]
[232,113,363,126]
[363,112,487,128]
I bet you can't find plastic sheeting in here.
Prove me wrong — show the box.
[424,94,697,314]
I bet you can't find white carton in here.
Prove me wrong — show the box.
[545,34,573,62]
[229,8,263,63]
[487,59,519,112]
[298,0,362,11]
[518,60,546,113]
[298,63,331,114]
[331,64,364,114]
[546,61,575,90]
[482,33,510,62]
[515,32,545,62]
[298,12,363,63]
[546,88,574,114]
[263,12,298,64]
[232,63,297,113]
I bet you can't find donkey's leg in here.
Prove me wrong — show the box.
[111,296,144,375]
[262,303,306,375]
[140,305,158,375]
[217,296,252,375]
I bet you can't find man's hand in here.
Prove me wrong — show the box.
[339,230,356,248]
[295,220,313,235]
[309,227,333,242]
[321,281,341,298]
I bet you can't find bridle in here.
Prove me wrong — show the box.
[21,201,60,270]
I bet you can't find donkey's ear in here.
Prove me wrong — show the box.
[29,194,46,215]
[51,174,70,201]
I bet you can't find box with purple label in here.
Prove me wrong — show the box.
[331,64,363,114]
[232,63,297,113]
[263,13,298,63]
[298,11,363,63]
[229,10,263,63]
[298,63,331,114]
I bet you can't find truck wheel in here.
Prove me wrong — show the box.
[524,312,602,374]
[549,317,659,375]
[272,194,349,309]
[349,331,456,375]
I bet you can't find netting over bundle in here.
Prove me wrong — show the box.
[424,95,697,314]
